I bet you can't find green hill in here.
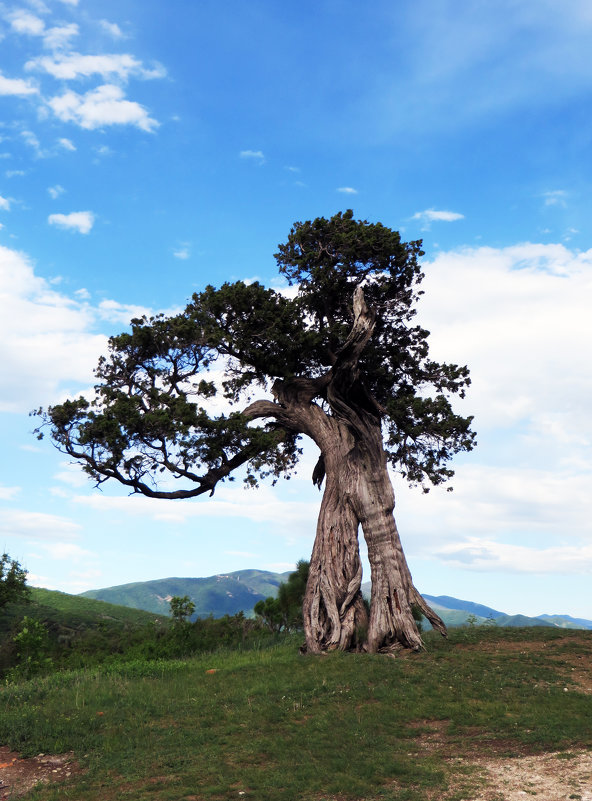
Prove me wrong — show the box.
[80,569,291,618]
[0,586,169,674]
[1,586,166,635]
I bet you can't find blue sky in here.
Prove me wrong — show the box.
[1,0,591,619]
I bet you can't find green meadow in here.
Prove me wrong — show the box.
[2,625,591,801]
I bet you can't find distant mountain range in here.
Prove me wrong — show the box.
[421,594,592,631]
[81,570,592,630]
[80,570,290,620]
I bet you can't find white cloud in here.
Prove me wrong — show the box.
[418,242,592,438]
[48,84,159,132]
[48,184,65,199]
[27,53,165,81]
[374,240,592,579]
[436,538,592,575]
[0,509,81,540]
[48,211,95,234]
[97,298,152,324]
[6,170,26,177]
[8,10,45,36]
[412,208,465,226]
[240,149,265,163]
[0,73,39,96]
[0,196,10,211]
[0,485,20,500]
[173,245,190,260]
[337,186,358,194]
[57,0,79,5]
[100,19,124,38]
[58,137,76,151]
[43,23,79,50]
[0,243,107,412]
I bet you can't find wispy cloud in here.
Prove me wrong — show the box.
[48,211,95,234]
[542,189,568,207]
[48,84,159,132]
[0,196,11,211]
[240,149,265,164]
[337,186,358,194]
[21,130,44,157]
[412,208,464,229]
[58,137,76,151]
[436,538,592,575]
[100,19,125,39]
[43,542,96,560]
[0,509,81,540]
[48,184,65,199]
[173,244,190,260]
[27,53,166,81]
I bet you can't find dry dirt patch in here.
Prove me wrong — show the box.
[0,746,79,799]
[457,749,592,801]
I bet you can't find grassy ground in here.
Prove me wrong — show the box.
[1,626,591,800]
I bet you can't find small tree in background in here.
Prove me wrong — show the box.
[253,596,283,633]
[255,560,309,632]
[169,595,196,625]
[9,616,52,680]
[0,553,30,611]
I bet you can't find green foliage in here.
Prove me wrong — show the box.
[0,552,30,610]
[254,560,309,632]
[35,211,475,497]
[253,596,283,632]
[8,616,52,680]
[0,588,169,678]
[169,595,195,625]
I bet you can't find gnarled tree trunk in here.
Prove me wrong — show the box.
[249,287,447,655]
[301,414,447,655]
[303,469,367,653]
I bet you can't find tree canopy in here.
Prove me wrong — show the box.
[36,210,474,498]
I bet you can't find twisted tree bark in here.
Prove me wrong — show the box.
[247,287,447,654]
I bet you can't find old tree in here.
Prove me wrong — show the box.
[37,211,475,654]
